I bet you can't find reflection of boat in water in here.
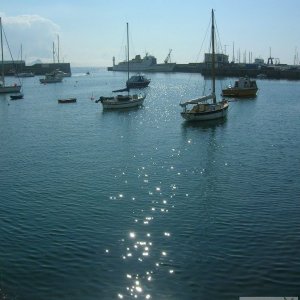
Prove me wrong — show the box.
[0,17,22,94]
[97,23,146,110]
[126,74,150,88]
[222,76,258,97]
[180,9,229,122]
[108,53,176,72]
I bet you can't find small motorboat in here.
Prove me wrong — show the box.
[10,93,24,100]
[58,97,77,104]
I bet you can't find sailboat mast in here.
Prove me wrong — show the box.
[57,35,60,63]
[0,17,5,84]
[53,42,55,63]
[211,9,216,104]
[126,22,129,83]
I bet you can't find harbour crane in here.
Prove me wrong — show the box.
[164,49,172,64]
[267,47,279,65]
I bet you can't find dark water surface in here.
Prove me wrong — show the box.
[1,69,300,299]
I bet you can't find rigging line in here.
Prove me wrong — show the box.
[128,29,136,62]
[2,26,22,86]
[214,20,223,55]
[195,18,211,67]
[214,18,226,91]
[117,26,127,62]
[182,18,211,98]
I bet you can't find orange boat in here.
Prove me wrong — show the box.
[222,77,258,97]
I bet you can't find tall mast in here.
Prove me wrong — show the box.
[57,35,60,63]
[0,17,5,84]
[126,23,129,83]
[52,42,55,63]
[211,9,216,104]
[20,43,23,73]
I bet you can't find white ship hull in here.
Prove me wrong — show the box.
[109,54,176,72]
[145,63,176,72]
[112,63,176,72]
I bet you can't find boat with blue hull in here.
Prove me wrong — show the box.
[126,74,150,88]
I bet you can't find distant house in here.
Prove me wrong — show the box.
[254,58,264,65]
[204,53,229,67]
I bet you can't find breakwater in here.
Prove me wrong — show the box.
[3,61,71,76]
[173,63,300,80]
[107,61,300,80]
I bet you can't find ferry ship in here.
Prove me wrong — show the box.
[107,54,176,72]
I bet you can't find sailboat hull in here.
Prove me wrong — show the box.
[181,102,229,121]
[222,87,257,97]
[40,78,62,84]
[1,17,22,94]
[0,85,21,94]
[99,23,147,110]
[180,10,229,123]
[101,95,145,109]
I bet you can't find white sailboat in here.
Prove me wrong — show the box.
[0,17,22,94]
[97,23,145,109]
[180,10,228,121]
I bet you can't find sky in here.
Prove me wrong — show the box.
[1,0,300,67]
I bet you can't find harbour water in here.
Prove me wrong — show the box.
[0,69,300,300]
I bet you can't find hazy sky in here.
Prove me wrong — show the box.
[1,0,300,67]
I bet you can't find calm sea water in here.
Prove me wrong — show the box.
[0,68,300,300]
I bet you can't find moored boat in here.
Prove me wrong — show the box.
[16,72,35,78]
[180,9,229,122]
[98,23,146,110]
[126,74,150,88]
[0,17,22,94]
[257,73,267,79]
[0,83,22,94]
[58,98,77,103]
[97,94,145,109]
[222,76,258,97]
[40,69,63,84]
[10,93,24,100]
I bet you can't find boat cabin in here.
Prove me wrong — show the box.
[233,77,257,89]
